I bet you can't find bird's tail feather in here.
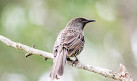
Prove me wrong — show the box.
[50,48,67,81]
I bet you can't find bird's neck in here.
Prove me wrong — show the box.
[65,26,83,31]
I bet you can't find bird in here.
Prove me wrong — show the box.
[50,17,95,81]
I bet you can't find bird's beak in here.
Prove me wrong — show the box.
[87,19,96,22]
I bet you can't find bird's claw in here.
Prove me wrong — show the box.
[72,60,79,66]
[72,59,79,66]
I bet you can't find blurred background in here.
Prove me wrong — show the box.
[0,0,137,81]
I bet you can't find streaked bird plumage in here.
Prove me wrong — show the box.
[50,17,95,81]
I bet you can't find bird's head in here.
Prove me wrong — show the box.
[66,17,95,30]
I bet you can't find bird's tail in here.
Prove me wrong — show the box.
[50,47,67,81]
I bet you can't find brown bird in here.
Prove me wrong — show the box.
[50,17,95,81]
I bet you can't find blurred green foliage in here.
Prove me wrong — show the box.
[0,0,137,81]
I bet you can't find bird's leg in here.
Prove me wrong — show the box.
[74,55,78,62]
[72,55,79,66]
[67,55,79,66]
[67,57,75,66]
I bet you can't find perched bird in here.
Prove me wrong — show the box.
[50,17,95,81]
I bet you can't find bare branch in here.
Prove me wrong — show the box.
[0,35,134,81]
[0,35,53,59]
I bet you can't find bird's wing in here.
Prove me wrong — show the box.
[53,29,84,57]
[63,31,84,57]
[50,29,84,80]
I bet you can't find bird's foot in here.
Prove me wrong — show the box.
[72,59,79,66]
[67,57,79,66]
[72,56,79,66]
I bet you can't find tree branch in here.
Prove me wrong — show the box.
[0,35,134,81]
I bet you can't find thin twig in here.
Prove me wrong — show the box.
[0,35,134,81]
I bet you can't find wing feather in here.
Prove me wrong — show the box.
[63,31,84,56]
